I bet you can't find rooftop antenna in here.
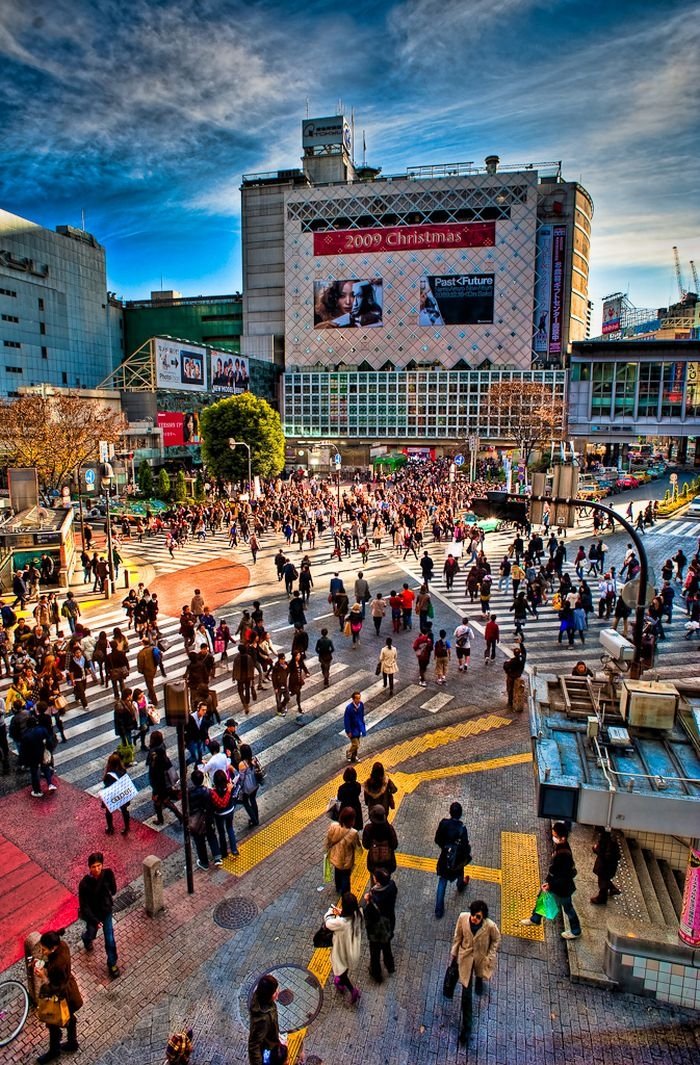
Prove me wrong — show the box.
[362,129,367,168]
[305,97,309,118]
[351,107,355,166]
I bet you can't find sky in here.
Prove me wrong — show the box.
[1,0,699,323]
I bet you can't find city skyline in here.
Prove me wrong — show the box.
[1,0,698,324]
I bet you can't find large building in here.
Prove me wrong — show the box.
[241,116,593,460]
[0,208,118,397]
[123,290,243,359]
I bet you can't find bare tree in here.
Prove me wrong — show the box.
[0,392,125,490]
[486,380,565,465]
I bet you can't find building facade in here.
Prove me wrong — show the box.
[240,116,593,457]
[568,339,700,465]
[123,290,243,359]
[0,208,116,397]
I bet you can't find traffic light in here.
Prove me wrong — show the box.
[470,492,529,524]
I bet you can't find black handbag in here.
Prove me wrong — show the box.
[313,922,333,949]
[443,958,459,999]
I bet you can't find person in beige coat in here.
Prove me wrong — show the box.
[450,899,501,1042]
[325,807,363,894]
[378,637,398,695]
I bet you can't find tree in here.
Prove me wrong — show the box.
[193,472,205,501]
[156,468,171,500]
[173,469,188,502]
[485,381,566,466]
[137,461,153,497]
[0,391,124,490]
[200,393,285,483]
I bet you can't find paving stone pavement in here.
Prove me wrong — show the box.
[3,521,699,1064]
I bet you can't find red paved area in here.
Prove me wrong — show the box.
[0,779,178,971]
[149,556,249,617]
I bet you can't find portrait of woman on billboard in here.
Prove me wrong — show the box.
[314,279,383,328]
[182,411,200,444]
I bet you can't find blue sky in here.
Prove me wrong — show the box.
[1,0,698,323]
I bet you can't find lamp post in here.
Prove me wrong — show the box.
[330,445,342,508]
[99,463,116,596]
[228,438,252,496]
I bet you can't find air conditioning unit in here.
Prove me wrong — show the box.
[619,680,678,731]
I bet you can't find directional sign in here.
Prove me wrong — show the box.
[334,453,342,467]
[670,473,678,485]
[454,454,465,466]
[84,468,96,486]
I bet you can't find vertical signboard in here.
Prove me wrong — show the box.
[533,225,553,359]
[548,225,566,366]
[602,296,622,335]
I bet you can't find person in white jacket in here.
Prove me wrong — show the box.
[324,892,363,1004]
[378,637,398,695]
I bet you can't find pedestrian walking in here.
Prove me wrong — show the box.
[364,868,397,983]
[102,752,131,836]
[288,648,310,718]
[433,628,451,684]
[453,617,474,672]
[344,690,366,763]
[434,801,472,918]
[188,768,222,870]
[334,765,364,829]
[378,636,398,694]
[315,628,335,688]
[210,768,240,858]
[349,603,363,646]
[21,713,57,797]
[78,851,120,977]
[362,761,397,816]
[521,820,582,939]
[136,637,160,706]
[413,626,433,686]
[362,805,398,875]
[146,730,183,827]
[483,614,499,663]
[449,900,501,1043]
[238,742,262,827]
[248,974,288,1065]
[590,828,622,905]
[36,929,82,1062]
[503,644,527,711]
[324,892,363,1004]
[325,806,363,894]
[271,653,290,716]
[370,592,387,636]
[443,553,460,591]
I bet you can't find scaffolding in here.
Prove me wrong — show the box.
[97,339,156,392]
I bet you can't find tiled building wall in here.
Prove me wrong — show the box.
[625,830,690,872]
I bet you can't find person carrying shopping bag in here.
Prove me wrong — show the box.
[324,891,363,1004]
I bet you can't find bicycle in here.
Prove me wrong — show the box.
[0,978,30,1046]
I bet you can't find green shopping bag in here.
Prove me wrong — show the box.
[323,854,332,883]
[534,890,560,920]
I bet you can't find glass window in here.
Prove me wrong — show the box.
[591,363,614,416]
[686,362,700,418]
[637,362,661,417]
[613,362,637,417]
[661,361,685,418]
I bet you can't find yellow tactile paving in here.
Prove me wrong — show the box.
[395,852,501,883]
[500,830,544,941]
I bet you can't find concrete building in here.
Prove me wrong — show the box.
[0,208,117,397]
[240,115,593,458]
[123,290,243,359]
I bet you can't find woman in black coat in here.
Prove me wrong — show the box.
[361,805,398,874]
[37,929,83,1062]
[337,765,363,830]
[146,730,182,826]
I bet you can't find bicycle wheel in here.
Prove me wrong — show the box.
[0,979,30,1046]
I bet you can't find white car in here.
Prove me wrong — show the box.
[687,495,700,517]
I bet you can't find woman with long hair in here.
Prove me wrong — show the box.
[146,729,182,827]
[102,751,131,836]
[324,891,363,1003]
[209,768,239,858]
[325,807,363,896]
[36,928,83,1062]
[248,973,288,1064]
[363,761,398,816]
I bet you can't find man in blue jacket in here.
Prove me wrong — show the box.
[344,690,366,764]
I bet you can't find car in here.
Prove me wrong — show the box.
[577,485,603,501]
[615,475,640,490]
[686,496,700,517]
[463,512,501,533]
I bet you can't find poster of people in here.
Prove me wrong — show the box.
[314,278,383,328]
[211,351,250,394]
[154,338,207,392]
[156,411,201,447]
[419,274,494,325]
[602,296,622,335]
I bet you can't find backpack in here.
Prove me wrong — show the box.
[2,607,17,627]
[434,639,448,659]
[290,566,298,580]
[441,829,472,879]
[369,837,394,869]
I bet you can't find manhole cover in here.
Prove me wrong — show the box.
[113,886,139,914]
[249,964,323,1033]
[213,897,259,929]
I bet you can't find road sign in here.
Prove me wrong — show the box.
[670,473,678,484]
[84,468,96,486]
[334,453,342,467]
[454,454,465,466]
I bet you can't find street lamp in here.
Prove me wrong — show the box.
[330,444,342,508]
[228,438,252,496]
[99,463,116,596]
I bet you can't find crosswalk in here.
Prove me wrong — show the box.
[645,518,700,540]
[423,526,699,681]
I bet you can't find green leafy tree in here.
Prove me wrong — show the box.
[193,472,205,501]
[156,468,171,500]
[137,461,153,497]
[200,393,285,484]
[174,469,188,502]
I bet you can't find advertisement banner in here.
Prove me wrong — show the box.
[419,274,494,325]
[548,225,566,363]
[314,278,383,328]
[313,221,495,257]
[533,225,553,356]
[157,411,201,447]
[211,351,249,394]
[602,296,622,335]
[154,338,207,392]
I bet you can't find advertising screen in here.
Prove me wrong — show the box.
[157,411,201,447]
[313,221,495,257]
[602,296,622,335]
[419,274,494,325]
[314,278,383,328]
[211,351,249,394]
[154,338,207,392]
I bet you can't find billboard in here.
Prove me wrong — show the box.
[211,351,249,394]
[302,116,351,152]
[533,225,553,355]
[157,411,201,447]
[314,221,495,257]
[602,296,622,335]
[154,338,207,392]
[314,278,383,328]
[419,274,494,325]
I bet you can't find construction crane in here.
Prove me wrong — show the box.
[690,260,699,294]
[672,246,686,299]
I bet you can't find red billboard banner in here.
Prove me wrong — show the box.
[157,411,201,447]
[313,221,495,257]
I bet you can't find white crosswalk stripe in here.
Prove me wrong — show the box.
[646,519,700,539]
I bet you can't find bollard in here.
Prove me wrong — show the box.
[143,854,164,916]
[24,931,43,1005]
[124,570,130,589]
